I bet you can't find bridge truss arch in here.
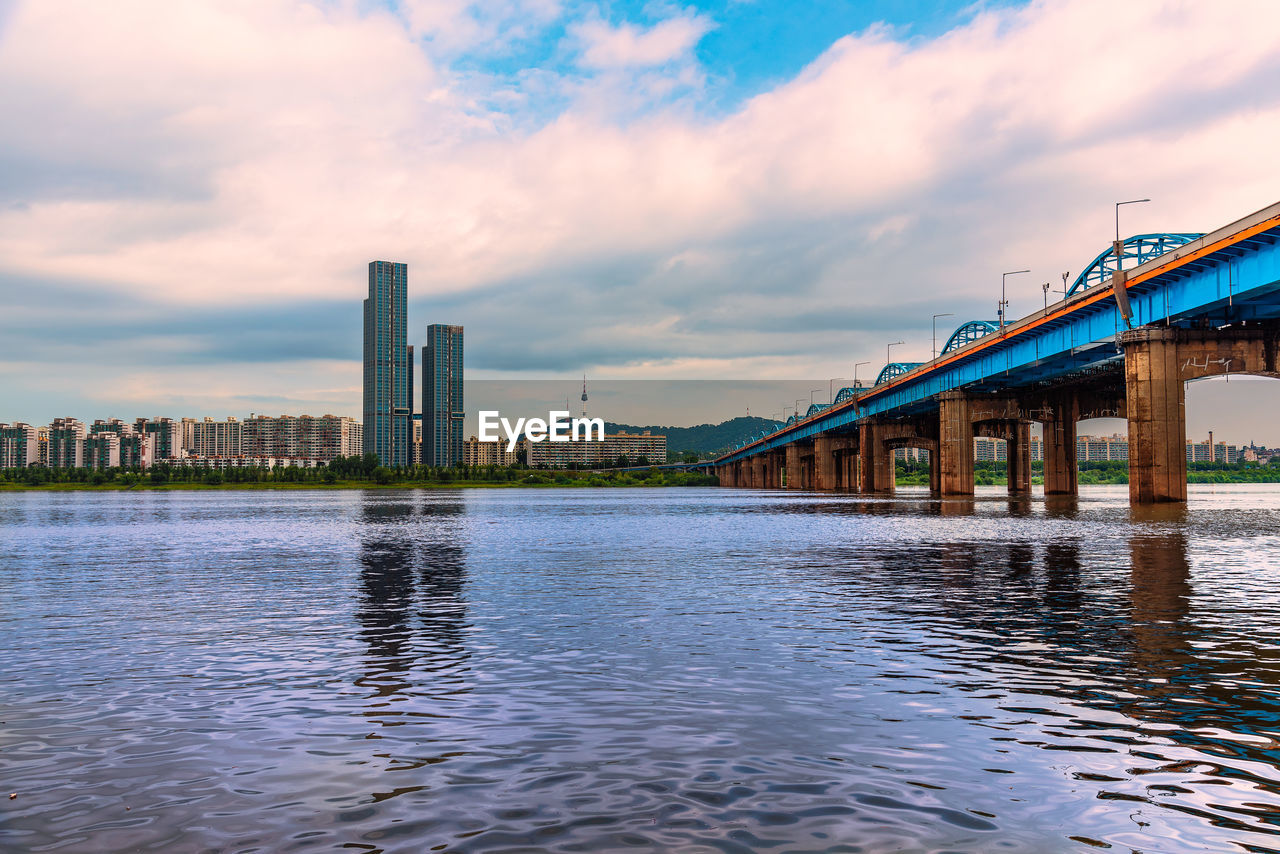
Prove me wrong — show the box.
[833,386,861,406]
[941,321,1001,355]
[1066,233,1203,297]
[876,362,924,386]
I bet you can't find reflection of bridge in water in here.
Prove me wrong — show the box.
[712,202,1280,504]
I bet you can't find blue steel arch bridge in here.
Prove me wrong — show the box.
[711,206,1280,505]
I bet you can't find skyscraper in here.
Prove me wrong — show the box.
[363,261,410,466]
[423,324,464,467]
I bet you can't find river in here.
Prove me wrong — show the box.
[2,485,1279,852]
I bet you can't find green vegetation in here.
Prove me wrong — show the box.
[891,459,1280,486]
[605,416,782,457]
[0,454,717,491]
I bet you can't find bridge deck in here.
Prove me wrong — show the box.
[718,201,1280,465]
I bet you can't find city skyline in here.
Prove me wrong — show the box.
[3,1,1280,431]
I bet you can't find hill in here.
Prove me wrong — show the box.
[603,416,783,457]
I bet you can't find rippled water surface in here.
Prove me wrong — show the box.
[3,485,1280,853]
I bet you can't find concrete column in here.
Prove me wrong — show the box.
[1042,394,1079,496]
[750,455,763,488]
[770,451,784,488]
[857,422,892,493]
[785,443,801,489]
[814,435,837,490]
[939,391,974,497]
[1008,419,1032,495]
[928,447,941,494]
[717,465,731,487]
[1124,328,1187,504]
[831,438,856,490]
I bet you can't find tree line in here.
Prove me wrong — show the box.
[0,454,717,488]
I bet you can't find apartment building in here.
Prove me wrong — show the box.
[0,422,39,468]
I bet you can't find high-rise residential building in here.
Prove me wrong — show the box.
[90,418,132,436]
[48,417,86,468]
[464,435,521,467]
[0,422,39,468]
[1076,434,1129,461]
[241,414,361,461]
[119,433,156,469]
[363,261,411,466]
[191,417,243,457]
[134,417,182,460]
[525,431,667,468]
[423,324,464,466]
[84,432,121,469]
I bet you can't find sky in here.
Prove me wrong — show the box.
[2,0,1280,441]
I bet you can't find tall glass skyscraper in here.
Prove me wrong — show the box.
[423,324,464,467]
[363,261,410,466]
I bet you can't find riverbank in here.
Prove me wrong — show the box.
[0,470,720,491]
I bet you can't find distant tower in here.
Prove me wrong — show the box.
[581,375,588,418]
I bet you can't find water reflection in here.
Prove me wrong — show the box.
[356,493,470,718]
[7,488,1280,852]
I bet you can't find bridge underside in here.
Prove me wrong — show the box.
[716,324,1280,503]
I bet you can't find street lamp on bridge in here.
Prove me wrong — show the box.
[932,313,953,359]
[886,342,904,382]
[1115,198,1150,247]
[1000,270,1030,329]
[853,360,870,389]
[828,378,844,404]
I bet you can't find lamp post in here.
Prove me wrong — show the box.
[829,378,844,404]
[886,342,904,381]
[932,313,953,360]
[1042,282,1050,312]
[795,399,805,420]
[853,360,870,389]
[1000,270,1030,329]
[1114,198,1150,262]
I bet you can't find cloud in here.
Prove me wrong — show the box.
[2,0,1280,430]
[571,13,713,68]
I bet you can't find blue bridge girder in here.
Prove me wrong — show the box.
[720,203,1280,461]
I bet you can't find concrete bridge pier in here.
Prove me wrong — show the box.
[938,391,974,497]
[814,435,838,490]
[1007,419,1033,495]
[1122,327,1188,504]
[750,454,765,488]
[840,444,860,491]
[858,421,894,493]
[785,443,801,489]
[1040,393,1079,496]
[766,450,783,488]
[798,442,816,489]
[827,437,857,491]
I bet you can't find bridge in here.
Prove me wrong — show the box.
[711,200,1280,504]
